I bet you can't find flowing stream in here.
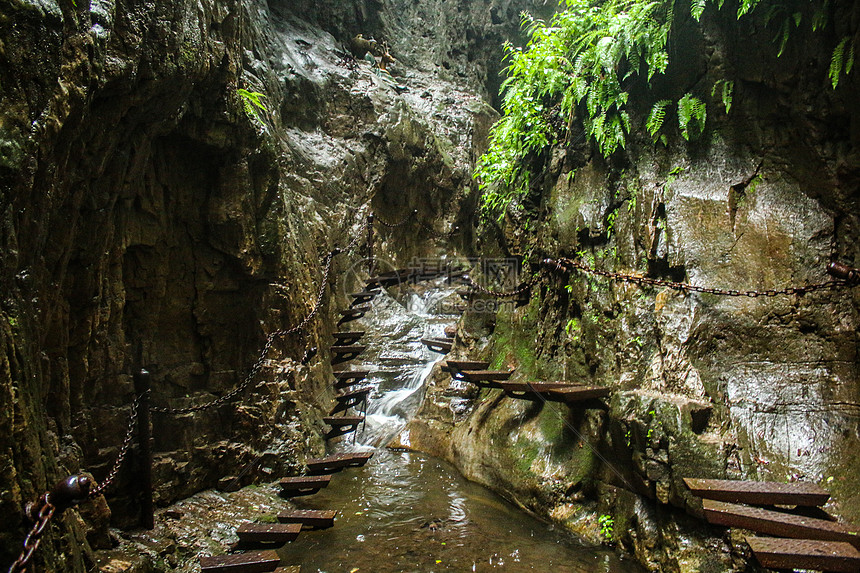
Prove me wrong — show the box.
[277,280,642,572]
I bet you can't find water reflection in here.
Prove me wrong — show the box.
[278,450,639,572]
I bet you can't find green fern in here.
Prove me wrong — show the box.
[646,99,671,138]
[711,80,734,113]
[237,88,267,126]
[830,36,855,89]
[678,93,706,140]
[691,0,707,21]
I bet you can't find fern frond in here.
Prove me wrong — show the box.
[237,88,268,127]
[691,0,706,21]
[711,80,734,114]
[646,99,671,137]
[678,93,706,140]
[830,36,850,89]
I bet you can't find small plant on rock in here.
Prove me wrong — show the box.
[598,514,615,543]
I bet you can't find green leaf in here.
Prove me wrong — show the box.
[691,0,706,21]
[830,36,851,89]
[678,93,706,140]
[646,99,671,137]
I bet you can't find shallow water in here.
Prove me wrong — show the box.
[278,281,641,573]
[278,449,640,572]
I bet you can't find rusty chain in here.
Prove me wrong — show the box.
[89,395,144,497]
[8,496,55,573]
[543,257,851,297]
[151,250,338,415]
[375,209,459,238]
[375,210,415,228]
[417,219,462,239]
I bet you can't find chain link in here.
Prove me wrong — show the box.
[417,219,462,239]
[464,273,538,298]
[375,210,415,228]
[152,250,337,415]
[89,394,143,497]
[8,498,55,573]
[544,257,851,297]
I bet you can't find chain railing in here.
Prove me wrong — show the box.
[542,257,853,297]
[9,187,859,573]
[8,211,371,571]
[375,209,461,239]
[376,210,415,228]
[89,395,145,497]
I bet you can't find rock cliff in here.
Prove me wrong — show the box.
[400,2,860,571]
[0,0,528,568]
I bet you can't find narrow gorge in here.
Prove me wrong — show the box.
[1,0,858,572]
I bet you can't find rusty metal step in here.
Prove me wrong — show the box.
[544,386,611,403]
[443,360,490,374]
[496,382,609,403]
[338,306,371,323]
[746,536,860,573]
[306,452,373,474]
[331,387,371,415]
[497,381,571,393]
[277,509,337,530]
[279,475,332,497]
[333,331,365,345]
[421,338,452,353]
[200,550,280,573]
[236,523,302,545]
[333,370,370,381]
[323,416,365,439]
[349,292,378,304]
[703,500,860,547]
[330,345,366,364]
[459,370,515,382]
[685,478,831,507]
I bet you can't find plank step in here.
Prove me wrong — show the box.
[332,370,371,381]
[278,509,337,530]
[331,345,366,355]
[443,360,490,374]
[323,416,365,427]
[421,338,452,353]
[496,381,611,402]
[703,500,860,547]
[279,475,332,497]
[544,386,611,403]
[746,536,860,573]
[200,550,280,573]
[333,331,365,345]
[497,381,572,392]
[307,452,373,474]
[331,387,371,414]
[349,292,378,303]
[338,307,370,323]
[459,370,515,382]
[237,523,302,544]
[685,478,830,507]
[323,416,364,439]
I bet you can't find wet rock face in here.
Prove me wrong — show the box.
[0,0,529,568]
[401,4,860,572]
